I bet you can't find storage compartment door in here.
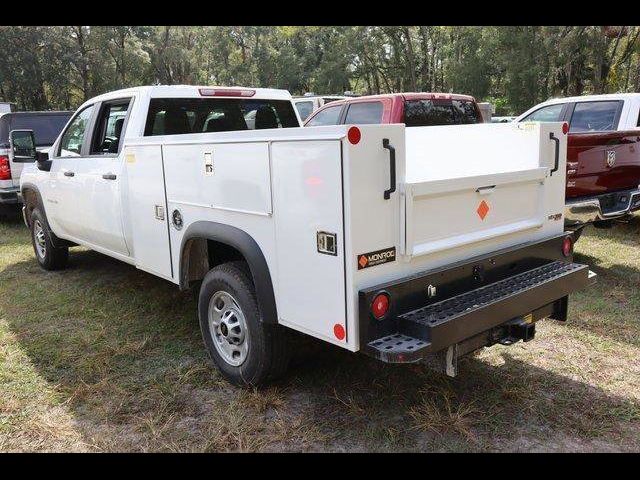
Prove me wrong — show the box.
[271,140,347,346]
[124,145,173,280]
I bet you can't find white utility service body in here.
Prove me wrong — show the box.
[18,86,593,385]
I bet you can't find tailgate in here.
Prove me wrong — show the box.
[402,122,567,258]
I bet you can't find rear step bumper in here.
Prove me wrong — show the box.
[359,235,595,369]
[565,188,640,226]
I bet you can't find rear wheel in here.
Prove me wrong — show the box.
[198,261,289,387]
[30,208,68,270]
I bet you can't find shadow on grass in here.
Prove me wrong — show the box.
[282,337,639,451]
[1,237,638,451]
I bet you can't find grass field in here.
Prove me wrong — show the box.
[1,214,639,452]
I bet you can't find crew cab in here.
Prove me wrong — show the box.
[0,111,72,217]
[304,92,482,127]
[15,85,593,387]
[516,93,640,229]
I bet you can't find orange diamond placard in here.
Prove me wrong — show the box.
[477,200,490,220]
[358,255,368,269]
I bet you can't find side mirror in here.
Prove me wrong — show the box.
[9,129,37,163]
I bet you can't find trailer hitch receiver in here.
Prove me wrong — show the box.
[499,317,536,345]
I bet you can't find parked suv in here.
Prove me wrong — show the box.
[516,93,640,229]
[304,93,482,128]
[0,111,72,216]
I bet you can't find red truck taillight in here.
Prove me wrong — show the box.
[0,155,11,180]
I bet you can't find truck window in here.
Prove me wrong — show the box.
[521,104,564,123]
[58,104,95,157]
[295,101,314,121]
[570,101,621,132]
[344,102,383,124]
[404,100,479,126]
[305,105,342,126]
[144,98,298,136]
[8,113,72,146]
[91,100,131,155]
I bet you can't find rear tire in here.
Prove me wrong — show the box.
[198,261,289,387]
[30,208,68,270]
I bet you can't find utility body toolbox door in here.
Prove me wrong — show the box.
[271,138,348,347]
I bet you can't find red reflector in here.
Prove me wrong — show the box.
[562,236,573,257]
[199,88,255,97]
[371,293,390,320]
[347,126,361,145]
[333,323,346,340]
[0,155,11,181]
[562,122,569,134]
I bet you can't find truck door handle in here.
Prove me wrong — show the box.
[102,173,117,180]
[382,138,396,200]
[63,171,75,177]
[549,132,560,176]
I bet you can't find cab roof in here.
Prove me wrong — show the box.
[313,92,477,107]
[80,85,293,108]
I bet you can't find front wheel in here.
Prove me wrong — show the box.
[30,208,68,271]
[198,261,290,387]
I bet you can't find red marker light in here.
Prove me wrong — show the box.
[0,155,11,181]
[347,126,361,145]
[333,324,346,340]
[562,236,573,257]
[371,293,390,320]
[562,122,569,134]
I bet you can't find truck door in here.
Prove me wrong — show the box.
[72,99,131,256]
[123,143,173,280]
[47,104,97,239]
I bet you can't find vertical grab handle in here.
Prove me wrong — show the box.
[383,138,396,200]
[549,132,560,176]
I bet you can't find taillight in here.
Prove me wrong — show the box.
[562,236,573,257]
[199,88,255,97]
[0,155,11,181]
[371,292,390,320]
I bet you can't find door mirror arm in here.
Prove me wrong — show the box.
[36,151,51,172]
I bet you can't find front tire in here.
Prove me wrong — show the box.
[198,261,289,387]
[30,208,68,270]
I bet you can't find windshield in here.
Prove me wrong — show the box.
[404,99,479,126]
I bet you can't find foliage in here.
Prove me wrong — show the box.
[1,26,640,115]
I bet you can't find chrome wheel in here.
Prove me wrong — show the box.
[208,291,249,367]
[33,219,46,259]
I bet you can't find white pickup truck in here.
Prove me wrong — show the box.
[13,85,594,387]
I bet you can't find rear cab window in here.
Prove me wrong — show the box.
[145,98,299,136]
[0,113,72,147]
[404,99,479,126]
[569,101,622,133]
[305,105,342,127]
[344,101,383,124]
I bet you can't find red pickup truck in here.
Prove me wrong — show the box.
[516,94,640,229]
[304,92,482,128]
